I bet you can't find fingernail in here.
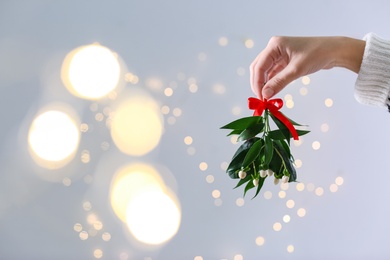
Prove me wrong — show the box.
[263,88,274,99]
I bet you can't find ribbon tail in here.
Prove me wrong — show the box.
[271,110,299,140]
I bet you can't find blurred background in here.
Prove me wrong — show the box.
[2,0,390,259]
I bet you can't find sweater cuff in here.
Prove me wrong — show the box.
[354,33,390,107]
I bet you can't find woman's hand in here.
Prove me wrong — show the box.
[250,36,365,99]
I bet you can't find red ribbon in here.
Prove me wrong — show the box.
[248,97,299,140]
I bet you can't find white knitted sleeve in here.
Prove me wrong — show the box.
[355,33,390,108]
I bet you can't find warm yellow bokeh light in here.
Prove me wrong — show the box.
[273,222,282,232]
[28,110,80,169]
[110,94,163,156]
[62,44,122,99]
[126,189,181,245]
[110,163,166,223]
[256,236,265,246]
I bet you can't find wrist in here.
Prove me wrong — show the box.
[333,37,365,73]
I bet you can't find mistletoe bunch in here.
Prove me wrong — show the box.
[221,97,309,199]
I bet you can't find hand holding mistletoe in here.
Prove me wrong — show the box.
[221,97,309,199]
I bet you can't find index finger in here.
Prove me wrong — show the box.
[250,46,281,99]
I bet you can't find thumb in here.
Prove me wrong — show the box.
[262,64,299,99]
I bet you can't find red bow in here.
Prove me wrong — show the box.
[248,97,299,140]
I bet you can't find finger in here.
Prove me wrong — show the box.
[251,43,284,99]
[262,63,299,99]
[267,62,286,80]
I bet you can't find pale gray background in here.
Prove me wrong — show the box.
[1,0,390,259]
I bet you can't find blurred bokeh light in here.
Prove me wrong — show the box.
[28,108,80,169]
[61,44,122,100]
[110,90,163,156]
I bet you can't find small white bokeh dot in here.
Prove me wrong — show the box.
[206,175,214,184]
[286,199,295,209]
[264,191,272,199]
[167,116,176,125]
[278,191,286,199]
[218,37,228,46]
[220,162,228,171]
[297,208,306,217]
[256,236,265,246]
[189,84,198,93]
[184,136,193,145]
[212,189,221,199]
[73,223,82,232]
[234,254,243,260]
[161,105,170,115]
[294,159,303,168]
[94,249,103,259]
[330,184,339,193]
[315,187,324,196]
[230,136,238,144]
[284,94,293,101]
[236,198,245,207]
[164,87,173,97]
[312,141,321,150]
[321,123,330,133]
[245,39,254,48]
[283,215,291,223]
[300,87,308,96]
[286,100,294,109]
[293,139,302,147]
[325,98,334,107]
[287,245,295,253]
[296,183,305,192]
[335,176,344,186]
[302,76,310,85]
[199,162,208,171]
[273,222,282,232]
[212,84,226,95]
[173,108,182,117]
[280,183,289,191]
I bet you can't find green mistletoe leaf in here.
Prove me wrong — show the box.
[297,130,310,136]
[269,129,310,140]
[220,116,262,130]
[270,114,291,141]
[243,179,255,197]
[273,140,297,182]
[227,138,259,179]
[242,139,263,168]
[237,121,265,142]
[268,129,286,140]
[252,177,266,199]
[227,129,244,136]
[264,135,273,166]
[234,172,252,189]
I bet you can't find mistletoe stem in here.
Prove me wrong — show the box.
[273,146,287,172]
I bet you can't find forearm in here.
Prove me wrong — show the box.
[333,37,365,73]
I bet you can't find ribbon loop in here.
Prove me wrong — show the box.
[248,97,299,140]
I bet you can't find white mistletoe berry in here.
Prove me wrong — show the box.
[253,179,259,187]
[282,175,289,184]
[274,178,280,185]
[266,169,274,177]
[259,170,267,178]
[238,170,247,179]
